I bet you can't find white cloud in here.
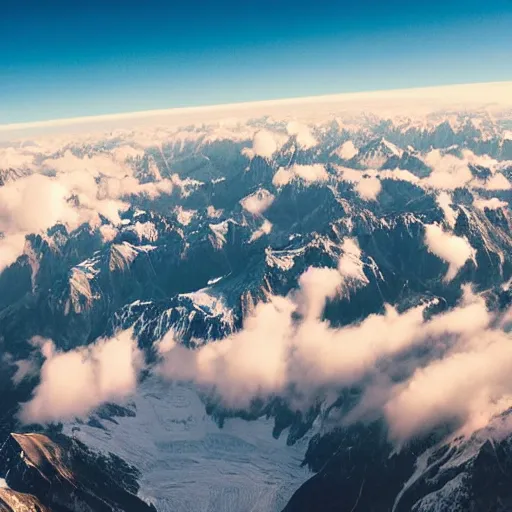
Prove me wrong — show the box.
[207,205,224,218]
[0,147,35,170]
[337,168,382,201]
[111,145,145,162]
[436,192,457,228]
[0,174,77,234]
[480,173,511,191]
[240,189,275,215]
[0,145,179,272]
[355,176,381,201]
[474,197,508,210]
[424,150,473,190]
[0,172,127,271]
[286,121,317,149]
[20,330,142,423]
[44,150,126,178]
[0,234,26,273]
[155,254,506,435]
[155,259,426,408]
[296,267,343,321]
[335,140,358,160]
[294,164,328,182]
[246,129,286,159]
[273,164,328,187]
[379,168,420,184]
[272,167,294,187]
[385,327,512,443]
[424,224,475,281]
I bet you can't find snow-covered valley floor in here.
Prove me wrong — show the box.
[63,379,312,512]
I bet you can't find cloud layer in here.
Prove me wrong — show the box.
[153,239,509,444]
[0,147,178,272]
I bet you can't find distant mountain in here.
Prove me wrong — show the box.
[0,106,511,511]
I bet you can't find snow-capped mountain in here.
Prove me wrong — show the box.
[0,101,511,511]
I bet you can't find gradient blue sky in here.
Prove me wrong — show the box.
[2,0,512,124]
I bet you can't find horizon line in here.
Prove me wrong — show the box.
[2,80,512,133]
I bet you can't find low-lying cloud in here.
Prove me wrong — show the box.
[19,331,142,423]
[286,121,317,149]
[273,164,328,187]
[424,223,475,281]
[153,234,507,445]
[14,238,511,447]
[240,188,275,215]
[0,148,177,273]
[244,130,287,159]
[155,264,510,445]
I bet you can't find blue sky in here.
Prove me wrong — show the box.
[2,0,512,124]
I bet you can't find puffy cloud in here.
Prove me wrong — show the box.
[272,167,294,187]
[0,147,35,170]
[111,145,145,162]
[296,267,343,321]
[337,168,382,201]
[424,150,473,190]
[481,173,511,191]
[44,151,126,178]
[155,234,508,442]
[474,197,508,210]
[273,164,328,187]
[293,164,328,182]
[0,174,77,234]
[240,189,275,215]
[355,176,381,201]
[422,149,511,192]
[0,173,126,271]
[19,331,142,423]
[286,121,317,149]
[0,147,178,272]
[157,266,509,446]
[379,168,420,184]
[245,130,286,159]
[0,234,26,273]
[156,297,294,405]
[436,192,457,228]
[335,140,359,160]
[424,224,475,281]
[155,249,422,409]
[45,150,174,201]
[385,328,512,442]
[98,175,173,200]
[207,205,224,218]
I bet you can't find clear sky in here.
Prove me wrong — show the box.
[2,0,512,124]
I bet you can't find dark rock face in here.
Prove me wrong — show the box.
[0,433,155,512]
[284,413,512,512]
